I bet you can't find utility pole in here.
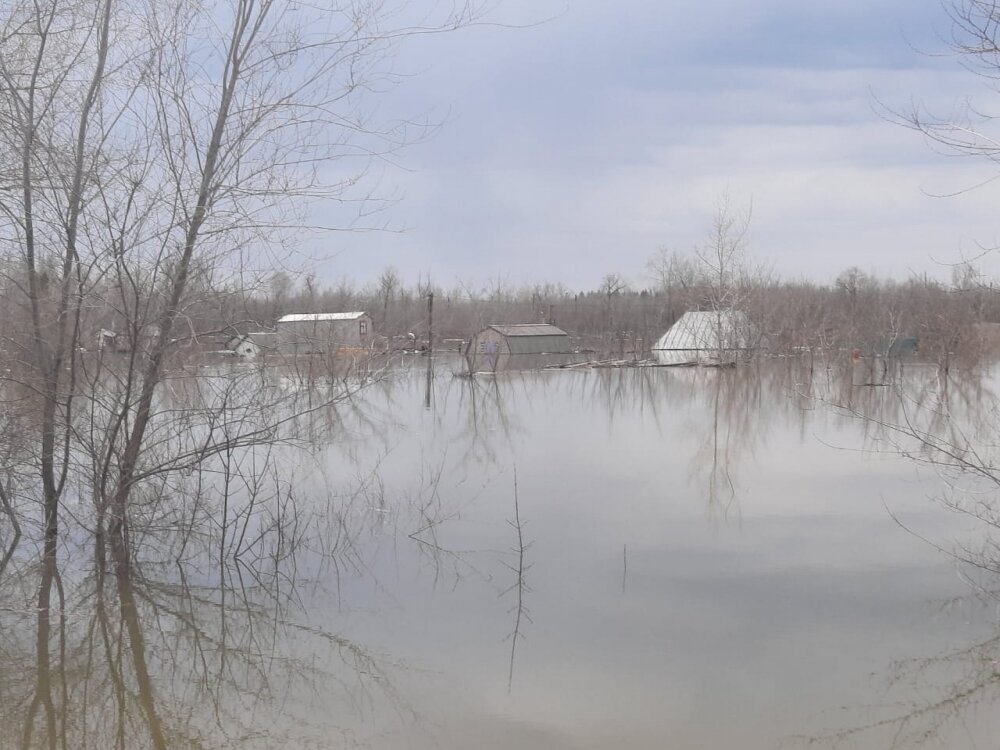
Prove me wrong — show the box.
[427,290,434,354]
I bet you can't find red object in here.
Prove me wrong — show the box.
[851,348,860,362]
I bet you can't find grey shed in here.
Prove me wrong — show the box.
[276,312,372,355]
[471,324,572,356]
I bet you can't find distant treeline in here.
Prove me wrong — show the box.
[234,262,1000,365]
[3,255,996,366]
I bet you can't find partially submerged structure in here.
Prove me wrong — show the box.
[97,328,118,352]
[851,335,919,386]
[652,310,758,365]
[467,323,574,371]
[276,312,371,355]
[94,324,159,354]
[226,331,276,359]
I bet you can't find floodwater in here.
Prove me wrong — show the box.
[4,356,1000,748]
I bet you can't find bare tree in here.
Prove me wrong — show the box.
[0,0,487,746]
[646,246,698,326]
[806,0,1000,721]
[890,0,1000,178]
[696,193,753,312]
[689,193,766,362]
[599,271,628,336]
[378,265,401,332]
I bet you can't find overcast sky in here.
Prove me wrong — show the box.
[305,0,1000,290]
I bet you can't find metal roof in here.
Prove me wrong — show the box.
[653,310,755,350]
[277,312,367,323]
[488,324,568,337]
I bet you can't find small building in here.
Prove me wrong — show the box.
[226,331,276,359]
[97,328,118,352]
[652,310,758,365]
[887,336,918,357]
[95,324,159,353]
[467,324,573,371]
[471,324,572,356]
[851,335,919,386]
[276,312,371,355]
[851,335,919,361]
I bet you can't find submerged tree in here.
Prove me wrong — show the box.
[810,2,1000,742]
[685,193,769,362]
[0,0,487,746]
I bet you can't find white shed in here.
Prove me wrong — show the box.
[276,312,372,355]
[652,310,758,365]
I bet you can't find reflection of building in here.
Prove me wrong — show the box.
[652,310,758,365]
[467,324,574,371]
[276,312,371,355]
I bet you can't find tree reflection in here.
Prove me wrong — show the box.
[1,505,419,749]
[443,358,833,518]
[802,361,1000,747]
[9,356,995,747]
[0,366,423,749]
[501,470,531,695]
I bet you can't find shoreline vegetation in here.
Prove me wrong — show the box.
[121,260,992,368]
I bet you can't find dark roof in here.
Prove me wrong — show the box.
[488,324,568,337]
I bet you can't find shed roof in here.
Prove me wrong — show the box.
[488,324,568,337]
[653,310,756,351]
[278,312,367,323]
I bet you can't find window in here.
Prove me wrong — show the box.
[359,320,368,336]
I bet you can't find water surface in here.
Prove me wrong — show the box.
[3,358,999,748]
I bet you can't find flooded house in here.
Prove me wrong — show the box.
[94,323,160,354]
[652,310,758,366]
[226,331,276,359]
[467,323,574,371]
[851,334,919,386]
[96,328,119,352]
[276,312,371,355]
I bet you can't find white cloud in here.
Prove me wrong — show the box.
[305,4,1000,288]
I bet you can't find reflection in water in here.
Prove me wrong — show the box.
[0,358,419,749]
[442,360,783,515]
[0,473,414,748]
[502,470,532,694]
[800,361,1000,747]
[441,359,1000,747]
[3,356,1000,747]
